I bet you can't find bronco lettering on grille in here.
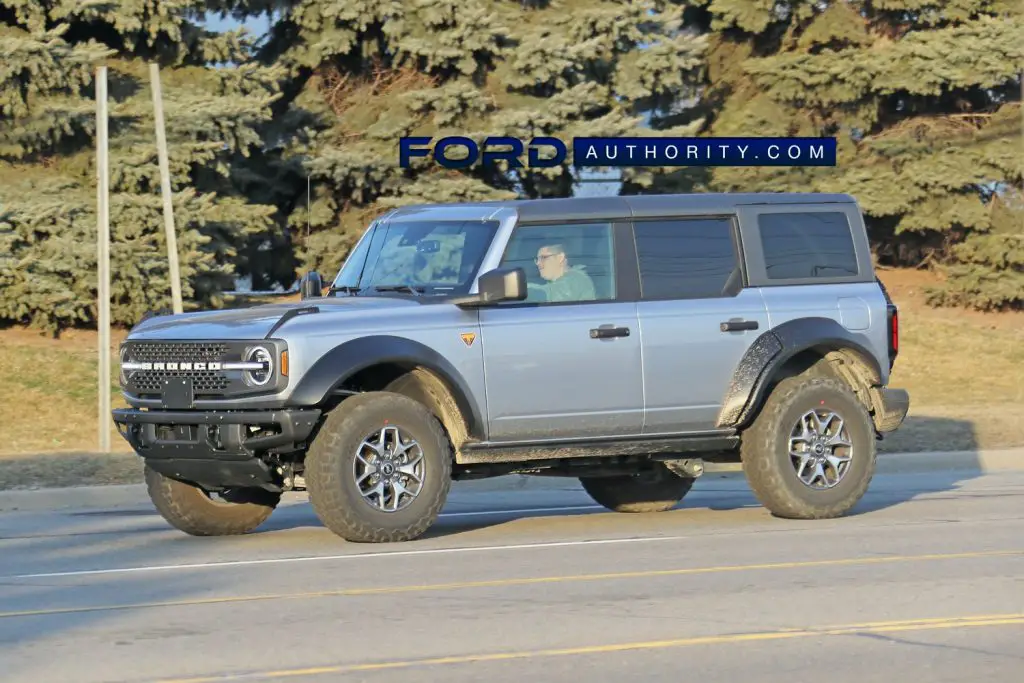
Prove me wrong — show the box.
[126,361,223,371]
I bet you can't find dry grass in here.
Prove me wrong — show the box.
[0,267,1021,489]
[871,268,1024,455]
[881,269,1024,406]
[0,327,132,456]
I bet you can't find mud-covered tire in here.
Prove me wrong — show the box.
[144,466,280,536]
[579,463,695,513]
[304,391,452,543]
[740,375,876,520]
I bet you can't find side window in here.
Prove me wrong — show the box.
[633,217,740,300]
[499,222,616,303]
[758,211,859,280]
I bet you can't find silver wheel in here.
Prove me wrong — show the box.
[742,376,876,520]
[352,425,425,512]
[789,408,853,489]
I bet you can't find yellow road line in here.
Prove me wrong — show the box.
[2,548,1020,620]
[151,613,1024,683]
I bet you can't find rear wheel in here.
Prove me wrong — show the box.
[304,391,453,543]
[740,375,876,519]
[580,463,695,513]
[144,466,280,536]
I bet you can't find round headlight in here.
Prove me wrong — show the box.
[244,345,274,386]
[119,345,129,385]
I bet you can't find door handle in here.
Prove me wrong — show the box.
[590,326,630,339]
[720,319,759,332]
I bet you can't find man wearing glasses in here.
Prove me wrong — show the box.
[530,243,597,303]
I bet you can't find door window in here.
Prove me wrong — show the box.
[633,217,741,300]
[499,222,616,303]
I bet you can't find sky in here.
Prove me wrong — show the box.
[204,12,271,37]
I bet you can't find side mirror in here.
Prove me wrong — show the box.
[299,271,323,300]
[454,267,527,307]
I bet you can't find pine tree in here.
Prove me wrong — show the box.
[925,184,1024,311]
[676,0,1022,310]
[249,0,708,277]
[0,1,284,334]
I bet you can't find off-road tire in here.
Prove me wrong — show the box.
[144,465,280,536]
[304,391,453,543]
[580,463,695,513]
[740,375,876,520]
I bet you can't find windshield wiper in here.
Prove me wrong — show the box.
[328,285,362,295]
[371,285,426,294]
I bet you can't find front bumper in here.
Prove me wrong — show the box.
[112,408,321,490]
[873,387,910,433]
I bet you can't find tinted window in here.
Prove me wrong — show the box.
[500,222,615,303]
[634,218,739,299]
[758,212,859,280]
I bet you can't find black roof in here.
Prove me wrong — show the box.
[387,192,857,223]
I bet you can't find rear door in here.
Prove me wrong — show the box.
[478,220,644,442]
[631,215,770,434]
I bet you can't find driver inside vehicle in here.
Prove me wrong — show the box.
[530,243,596,302]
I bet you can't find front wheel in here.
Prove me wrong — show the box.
[144,466,281,536]
[740,375,876,520]
[580,463,695,513]
[304,391,453,543]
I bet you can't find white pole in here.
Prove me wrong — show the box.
[96,66,111,454]
[149,62,183,314]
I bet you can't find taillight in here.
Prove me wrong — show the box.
[876,276,899,370]
[887,304,899,368]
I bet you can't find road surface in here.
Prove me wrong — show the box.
[1,469,1022,683]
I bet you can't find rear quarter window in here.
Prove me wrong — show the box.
[757,211,859,280]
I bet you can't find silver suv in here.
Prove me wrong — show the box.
[113,192,910,543]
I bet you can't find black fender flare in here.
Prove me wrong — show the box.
[716,317,884,429]
[285,335,485,440]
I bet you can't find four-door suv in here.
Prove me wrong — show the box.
[112,192,910,543]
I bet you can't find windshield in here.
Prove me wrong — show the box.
[331,219,500,295]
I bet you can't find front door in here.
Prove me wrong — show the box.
[478,220,643,442]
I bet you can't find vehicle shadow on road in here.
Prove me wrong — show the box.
[235,412,989,535]
[696,415,985,517]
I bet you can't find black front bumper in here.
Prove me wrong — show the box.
[112,408,321,491]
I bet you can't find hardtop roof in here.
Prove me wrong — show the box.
[383,192,857,224]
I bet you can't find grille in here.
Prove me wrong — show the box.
[126,342,232,395]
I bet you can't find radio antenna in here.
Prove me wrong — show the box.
[306,174,311,244]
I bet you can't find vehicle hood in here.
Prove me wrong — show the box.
[125,296,423,341]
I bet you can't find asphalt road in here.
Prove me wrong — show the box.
[1,468,1022,683]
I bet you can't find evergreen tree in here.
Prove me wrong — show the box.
[670,0,1022,310]
[0,1,284,334]
[248,0,708,277]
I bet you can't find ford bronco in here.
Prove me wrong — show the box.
[113,192,910,542]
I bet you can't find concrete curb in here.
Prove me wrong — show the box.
[0,447,1021,514]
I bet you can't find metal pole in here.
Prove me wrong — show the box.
[149,62,183,314]
[96,66,111,454]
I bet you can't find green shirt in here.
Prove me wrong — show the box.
[532,267,597,302]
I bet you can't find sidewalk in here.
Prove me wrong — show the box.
[0,447,1021,514]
